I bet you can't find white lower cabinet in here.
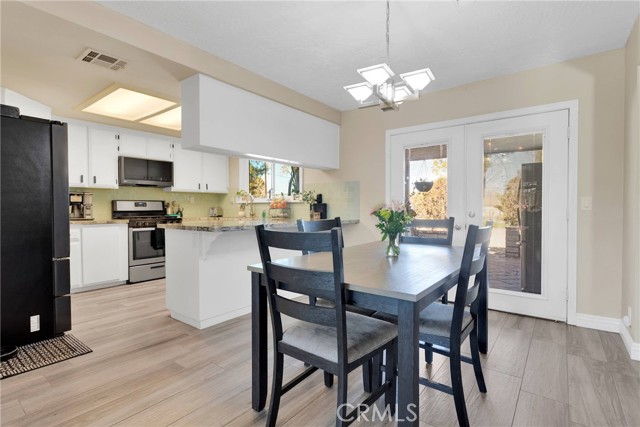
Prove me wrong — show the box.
[70,224,128,292]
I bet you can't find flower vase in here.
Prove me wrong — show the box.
[309,205,314,220]
[386,233,400,257]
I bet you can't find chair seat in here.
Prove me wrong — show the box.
[419,303,472,342]
[281,312,397,364]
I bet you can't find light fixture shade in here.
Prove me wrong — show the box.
[393,84,417,102]
[344,82,373,102]
[400,68,435,91]
[357,63,394,86]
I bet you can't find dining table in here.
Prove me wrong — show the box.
[247,240,488,426]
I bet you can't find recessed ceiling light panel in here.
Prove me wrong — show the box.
[140,106,182,131]
[82,87,176,121]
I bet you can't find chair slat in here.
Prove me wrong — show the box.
[261,229,337,253]
[267,263,336,300]
[274,295,337,327]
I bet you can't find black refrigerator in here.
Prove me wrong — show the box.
[1,105,71,346]
[519,162,542,294]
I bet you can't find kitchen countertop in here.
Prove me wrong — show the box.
[70,219,129,225]
[159,218,359,232]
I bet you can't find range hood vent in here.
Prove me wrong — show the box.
[77,48,127,71]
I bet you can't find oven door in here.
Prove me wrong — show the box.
[129,227,165,266]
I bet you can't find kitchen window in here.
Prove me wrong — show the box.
[239,159,303,201]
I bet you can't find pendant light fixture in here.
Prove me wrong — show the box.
[344,1,435,111]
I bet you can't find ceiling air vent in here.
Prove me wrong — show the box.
[77,48,127,71]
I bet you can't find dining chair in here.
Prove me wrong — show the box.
[418,224,492,427]
[401,217,455,305]
[297,217,378,391]
[255,225,397,427]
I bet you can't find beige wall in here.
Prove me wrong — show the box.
[307,48,626,320]
[623,17,640,341]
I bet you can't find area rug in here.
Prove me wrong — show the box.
[0,334,92,379]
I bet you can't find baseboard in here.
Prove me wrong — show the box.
[619,323,640,361]
[574,313,620,332]
[574,313,640,361]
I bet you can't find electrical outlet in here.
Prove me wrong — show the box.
[30,315,40,332]
[581,196,592,211]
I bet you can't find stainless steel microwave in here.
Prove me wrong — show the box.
[118,156,173,187]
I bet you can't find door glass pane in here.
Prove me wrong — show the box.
[483,133,543,295]
[405,144,448,219]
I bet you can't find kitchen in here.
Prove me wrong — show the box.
[1,1,640,427]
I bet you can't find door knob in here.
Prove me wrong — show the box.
[468,211,476,218]
[455,225,462,230]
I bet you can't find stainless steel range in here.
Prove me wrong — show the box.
[112,200,181,283]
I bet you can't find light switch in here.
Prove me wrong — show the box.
[581,196,592,211]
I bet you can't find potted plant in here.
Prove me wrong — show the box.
[236,190,253,217]
[300,190,317,219]
[414,179,434,193]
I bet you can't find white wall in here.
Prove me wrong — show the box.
[1,87,51,119]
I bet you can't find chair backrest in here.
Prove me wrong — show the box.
[296,217,343,254]
[450,224,492,339]
[255,225,349,362]
[400,217,455,246]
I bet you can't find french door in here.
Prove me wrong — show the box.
[388,110,569,321]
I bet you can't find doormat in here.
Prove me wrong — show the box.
[0,334,92,379]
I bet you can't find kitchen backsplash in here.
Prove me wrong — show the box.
[72,180,359,222]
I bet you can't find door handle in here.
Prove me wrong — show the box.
[455,225,462,230]
[468,211,476,218]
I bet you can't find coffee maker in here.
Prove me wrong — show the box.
[69,192,93,219]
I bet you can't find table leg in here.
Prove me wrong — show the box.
[397,300,420,426]
[251,271,267,411]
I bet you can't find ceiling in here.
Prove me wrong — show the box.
[1,1,638,134]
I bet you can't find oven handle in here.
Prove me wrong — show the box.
[131,227,158,232]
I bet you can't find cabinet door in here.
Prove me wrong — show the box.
[146,137,173,161]
[202,153,229,193]
[69,227,83,289]
[88,128,119,188]
[81,226,121,285]
[172,142,202,192]
[118,133,146,158]
[68,124,89,187]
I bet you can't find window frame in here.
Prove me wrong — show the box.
[239,158,305,203]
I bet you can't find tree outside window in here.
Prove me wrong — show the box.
[249,160,301,199]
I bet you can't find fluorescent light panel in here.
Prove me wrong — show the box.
[343,82,373,102]
[82,88,176,121]
[140,106,182,131]
[400,68,435,91]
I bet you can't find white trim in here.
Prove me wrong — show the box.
[620,323,640,361]
[573,313,620,333]
[170,306,250,330]
[385,100,579,324]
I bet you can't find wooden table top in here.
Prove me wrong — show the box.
[248,241,463,302]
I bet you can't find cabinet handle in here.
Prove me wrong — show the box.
[206,183,208,190]
[198,183,201,190]
[93,176,96,184]
[80,174,83,183]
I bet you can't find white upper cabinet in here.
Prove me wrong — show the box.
[119,133,173,161]
[118,133,146,158]
[88,128,119,188]
[170,142,228,193]
[202,152,229,193]
[172,141,202,192]
[146,137,173,161]
[68,123,89,187]
[67,124,118,189]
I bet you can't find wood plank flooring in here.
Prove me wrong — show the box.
[2,280,639,426]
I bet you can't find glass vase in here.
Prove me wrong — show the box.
[386,233,400,257]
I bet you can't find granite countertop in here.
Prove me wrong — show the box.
[70,219,129,225]
[159,218,359,232]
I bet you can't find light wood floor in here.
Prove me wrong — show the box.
[2,280,639,427]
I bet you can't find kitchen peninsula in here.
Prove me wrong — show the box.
[159,218,358,329]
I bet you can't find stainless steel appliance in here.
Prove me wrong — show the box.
[1,104,71,346]
[69,192,93,219]
[112,200,181,283]
[118,156,173,187]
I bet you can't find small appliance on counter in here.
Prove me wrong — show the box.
[209,207,223,218]
[69,192,93,219]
